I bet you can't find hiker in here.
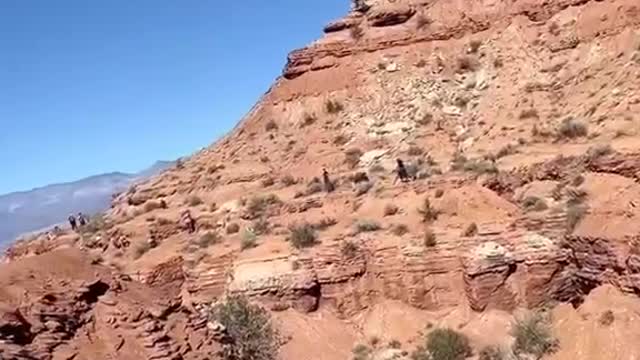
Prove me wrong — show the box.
[322,169,335,193]
[395,159,411,184]
[78,212,87,227]
[68,214,77,231]
[182,210,196,234]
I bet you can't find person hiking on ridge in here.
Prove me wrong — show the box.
[394,158,411,184]
[322,168,335,193]
[68,214,77,231]
[78,212,87,227]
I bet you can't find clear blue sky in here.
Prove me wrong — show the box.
[0,1,347,195]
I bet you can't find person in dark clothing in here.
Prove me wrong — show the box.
[182,210,196,234]
[68,215,77,231]
[322,169,335,193]
[395,159,411,184]
[77,212,87,227]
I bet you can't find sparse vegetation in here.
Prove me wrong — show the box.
[341,240,360,259]
[132,241,151,260]
[313,217,338,231]
[226,223,240,234]
[566,203,587,232]
[412,328,472,360]
[418,197,439,223]
[345,148,364,169]
[495,144,518,159]
[352,344,372,360]
[325,99,344,114]
[251,217,270,235]
[305,178,324,196]
[456,56,478,73]
[388,339,402,349]
[281,174,298,187]
[512,312,558,358]
[557,118,588,139]
[522,196,548,212]
[186,195,203,207]
[599,310,615,326]
[462,222,478,237]
[354,219,381,233]
[384,203,399,216]
[407,145,424,156]
[241,228,257,250]
[334,134,350,146]
[209,295,280,360]
[79,214,110,234]
[392,224,409,236]
[196,231,219,248]
[350,24,364,40]
[261,177,275,187]
[355,180,373,196]
[519,108,539,119]
[265,119,278,132]
[287,223,318,249]
[479,345,506,360]
[586,144,613,161]
[246,194,281,219]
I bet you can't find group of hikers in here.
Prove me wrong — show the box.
[321,158,416,193]
[68,212,89,231]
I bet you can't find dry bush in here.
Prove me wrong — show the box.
[512,312,558,358]
[519,109,539,119]
[209,295,280,360]
[325,99,344,114]
[354,219,381,233]
[586,144,613,161]
[261,177,275,187]
[246,194,281,219]
[384,203,399,216]
[412,328,472,360]
[79,214,111,234]
[196,231,219,248]
[341,240,360,259]
[300,112,316,128]
[418,197,439,223]
[456,56,478,73]
[479,345,506,360]
[345,148,364,169]
[305,178,324,196]
[186,195,203,207]
[599,310,615,326]
[333,134,350,146]
[287,223,318,249]
[557,118,588,139]
[392,224,409,236]
[251,217,270,235]
[462,222,478,237]
[352,344,372,360]
[265,119,278,132]
[407,145,424,156]
[281,174,297,187]
[521,196,548,212]
[226,223,240,234]
[313,217,338,231]
[241,229,257,250]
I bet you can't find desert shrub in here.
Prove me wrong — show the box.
[512,312,558,358]
[412,328,472,360]
[334,134,350,146]
[186,195,203,207]
[519,108,539,119]
[144,200,164,213]
[388,339,402,349]
[196,231,219,248]
[557,118,588,139]
[156,217,172,225]
[479,345,506,360]
[599,310,615,326]
[265,119,278,132]
[407,145,424,156]
[355,180,373,196]
[313,217,338,231]
[287,223,318,249]
[305,178,324,196]
[261,177,275,187]
[392,224,409,236]
[586,144,613,161]
[132,241,151,260]
[241,228,257,250]
[384,203,399,216]
[418,197,439,223]
[495,144,518,159]
[345,148,364,169]
[300,112,316,127]
[463,159,498,174]
[354,219,381,233]
[281,174,298,187]
[565,187,588,205]
[341,241,360,259]
[251,217,270,235]
[461,222,478,237]
[325,99,344,114]
[456,56,478,73]
[417,112,433,126]
[353,344,372,360]
[521,196,548,212]
[468,39,482,53]
[246,194,281,219]
[350,24,364,40]
[210,295,279,360]
[226,223,240,234]
[435,189,445,198]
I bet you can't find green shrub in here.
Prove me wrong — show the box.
[241,228,257,250]
[512,312,558,358]
[210,295,279,360]
[412,328,472,360]
[354,219,381,233]
[557,118,588,139]
[287,223,318,249]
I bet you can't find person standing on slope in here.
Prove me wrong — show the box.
[68,214,77,231]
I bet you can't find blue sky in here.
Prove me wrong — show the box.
[0,1,347,194]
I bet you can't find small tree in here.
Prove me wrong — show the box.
[210,295,279,360]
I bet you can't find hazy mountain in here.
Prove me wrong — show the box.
[0,161,174,246]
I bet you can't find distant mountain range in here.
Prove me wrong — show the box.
[0,161,175,247]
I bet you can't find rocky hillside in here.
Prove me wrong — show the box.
[3,0,640,359]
